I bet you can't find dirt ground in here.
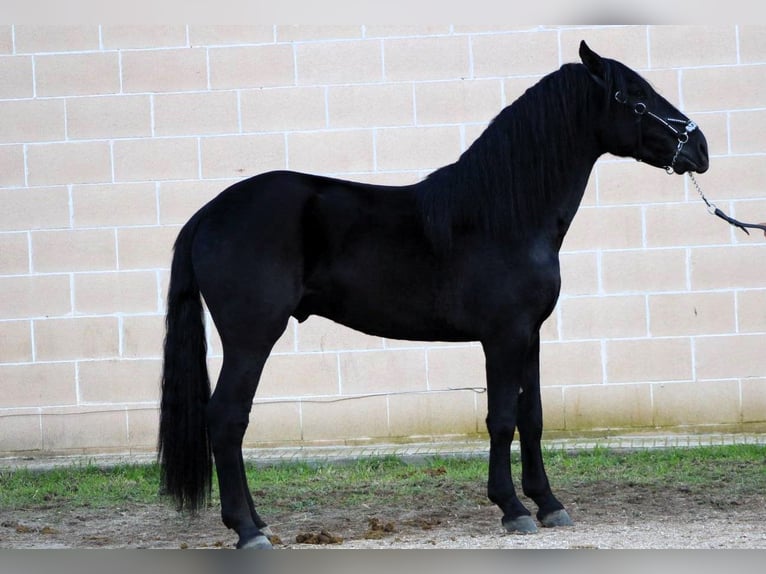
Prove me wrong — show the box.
[2,479,765,549]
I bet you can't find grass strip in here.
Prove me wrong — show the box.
[1,444,762,511]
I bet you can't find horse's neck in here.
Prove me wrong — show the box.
[499,120,600,249]
[505,85,599,205]
[514,97,602,247]
[418,71,604,250]
[548,160,597,249]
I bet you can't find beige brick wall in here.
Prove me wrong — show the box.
[1,25,765,457]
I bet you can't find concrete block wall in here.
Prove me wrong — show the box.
[1,25,765,457]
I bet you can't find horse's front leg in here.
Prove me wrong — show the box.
[483,338,538,534]
[516,335,573,528]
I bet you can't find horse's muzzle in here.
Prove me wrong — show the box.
[673,133,709,174]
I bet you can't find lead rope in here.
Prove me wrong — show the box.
[687,172,766,237]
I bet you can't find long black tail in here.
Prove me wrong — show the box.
[158,214,212,513]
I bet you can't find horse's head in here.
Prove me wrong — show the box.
[580,40,709,174]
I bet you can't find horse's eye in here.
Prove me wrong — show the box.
[627,85,648,100]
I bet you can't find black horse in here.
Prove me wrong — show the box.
[158,41,709,549]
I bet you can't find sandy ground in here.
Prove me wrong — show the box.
[2,484,764,549]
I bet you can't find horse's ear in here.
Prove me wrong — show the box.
[579,40,607,89]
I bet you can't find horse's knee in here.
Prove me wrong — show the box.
[485,415,516,442]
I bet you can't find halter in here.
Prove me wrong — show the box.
[614,90,698,174]
[614,91,766,236]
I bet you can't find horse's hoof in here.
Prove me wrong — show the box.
[260,525,274,537]
[238,534,273,550]
[540,509,574,528]
[502,514,538,534]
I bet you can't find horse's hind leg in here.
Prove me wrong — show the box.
[206,319,288,549]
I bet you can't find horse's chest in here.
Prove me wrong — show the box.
[454,245,561,329]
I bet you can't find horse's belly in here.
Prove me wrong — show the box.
[293,279,474,343]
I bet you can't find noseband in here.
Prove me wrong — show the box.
[614,90,698,173]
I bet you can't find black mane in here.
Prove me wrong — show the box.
[417,62,603,247]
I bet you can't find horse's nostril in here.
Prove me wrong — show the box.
[696,139,710,173]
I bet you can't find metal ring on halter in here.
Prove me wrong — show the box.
[633,102,646,115]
